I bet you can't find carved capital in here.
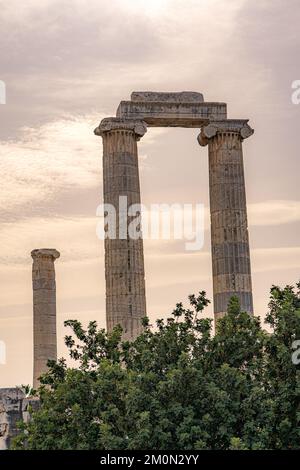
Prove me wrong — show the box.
[198,119,254,146]
[31,249,60,261]
[94,118,147,141]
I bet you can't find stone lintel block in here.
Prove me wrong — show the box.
[130,91,204,103]
[116,101,227,127]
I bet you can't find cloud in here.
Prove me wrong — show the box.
[0,113,173,223]
[1,198,300,268]
[201,201,300,229]
[0,114,102,217]
[248,200,300,226]
[252,246,300,273]
[0,1,162,73]
[0,216,100,265]
[154,200,300,232]
[0,0,251,136]
[1,0,300,388]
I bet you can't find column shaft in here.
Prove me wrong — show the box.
[31,249,59,388]
[96,119,147,341]
[199,120,254,321]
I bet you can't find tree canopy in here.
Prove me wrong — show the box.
[13,282,300,450]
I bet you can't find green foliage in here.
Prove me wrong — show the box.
[13,284,300,450]
[17,384,36,397]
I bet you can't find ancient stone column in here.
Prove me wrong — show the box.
[198,120,254,321]
[94,118,147,341]
[31,249,60,388]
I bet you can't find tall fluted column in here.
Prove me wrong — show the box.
[94,118,147,340]
[31,248,60,388]
[198,120,254,321]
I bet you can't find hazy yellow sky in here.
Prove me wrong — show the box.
[1,0,300,387]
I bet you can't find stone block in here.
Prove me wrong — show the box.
[130,91,204,103]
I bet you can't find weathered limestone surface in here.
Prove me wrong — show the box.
[0,388,39,450]
[131,91,204,103]
[117,101,227,128]
[117,95,227,127]
[31,249,60,388]
[198,120,254,320]
[94,119,147,341]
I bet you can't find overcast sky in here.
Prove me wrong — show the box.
[0,0,300,387]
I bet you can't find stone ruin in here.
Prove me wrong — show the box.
[0,388,39,450]
[94,91,254,338]
[0,91,254,449]
[0,250,59,449]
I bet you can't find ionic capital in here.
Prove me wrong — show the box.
[94,118,147,141]
[198,119,254,146]
[31,249,60,261]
